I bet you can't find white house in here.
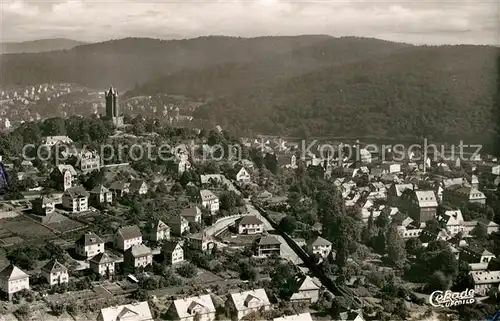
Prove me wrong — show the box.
[235,166,251,183]
[89,185,113,207]
[168,294,216,321]
[0,265,30,300]
[307,236,332,258]
[181,206,202,224]
[98,301,153,321]
[124,244,153,269]
[162,241,184,265]
[75,232,104,258]
[62,186,89,213]
[116,225,143,251]
[129,179,148,195]
[146,219,170,242]
[41,259,68,286]
[236,216,264,235]
[200,190,219,214]
[226,288,271,321]
[290,276,321,303]
[471,271,500,296]
[89,252,115,276]
[274,313,313,321]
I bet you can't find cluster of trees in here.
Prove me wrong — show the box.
[7,242,66,270]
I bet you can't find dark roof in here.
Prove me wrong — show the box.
[238,215,263,225]
[64,186,90,199]
[180,206,201,218]
[125,244,152,258]
[117,225,142,240]
[129,179,146,192]
[162,241,181,254]
[90,184,110,194]
[41,259,67,273]
[109,181,128,191]
[258,235,280,246]
[76,232,103,246]
[89,252,114,264]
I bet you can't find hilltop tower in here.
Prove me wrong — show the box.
[104,86,124,128]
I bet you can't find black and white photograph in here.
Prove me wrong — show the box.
[0,0,499,320]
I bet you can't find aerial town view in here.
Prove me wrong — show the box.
[0,1,499,321]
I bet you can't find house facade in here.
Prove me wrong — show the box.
[226,288,271,321]
[235,167,251,183]
[181,206,202,224]
[146,219,171,242]
[307,236,332,258]
[89,185,113,207]
[236,216,264,235]
[162,241,184,265]
[170,215,190,236]
[0,265,30,300]
[257,236,281,257]
[41,259,68,286]
[124,244,153,269]
[200,190,219,214]
[98,301,153,321]
[31,197,55,215]
[116,225,143,251]
[168,294,216,321]
[75,232,105,258]
[62,186,89,212]
[471,271,500,296]
[89,253,115,276]
[403,190,438,223]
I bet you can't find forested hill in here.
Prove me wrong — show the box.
[124,37,411,99]
[0,38,86,54]
[0,35,346,89]
[193,45,500,148]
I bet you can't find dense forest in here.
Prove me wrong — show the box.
[191,45,500,150]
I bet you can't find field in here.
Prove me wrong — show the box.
[0,216,57,244]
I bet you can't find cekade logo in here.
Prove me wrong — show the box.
[429,289,475,307]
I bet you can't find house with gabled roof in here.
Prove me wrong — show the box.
[129,179,148,195]
[235,166,251,183]
[145,219,170,242]
[0,264,29,300]
[289,275,321,303]
[402,190,438,223]
[62,186,89,212]
[167,294,216,321]
[89,252,115,276]
[236,215,264,235]
[98,301,153,321]
[116,225,142,251]
[476,218,500,235]
[257,235,281,257]
[226,288,272,321]
[75,231,104,258]
[170,214,190,236]
[41,259,68,286]
[31,196,55,215]
[471,270,500,296]
[89,184,113,207]
[189,232,215,253]
[338,311,365,321]
[181,206,202,224]
[307,236,332,258]
[124,244,153,269]
[200,190,219,214]
[162,241,184,265]
[387,183,415,205]
[109,181,129,197]
[50,164,77,191]
[443,184,486,207]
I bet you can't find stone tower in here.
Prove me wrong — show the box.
[104,86,124,128]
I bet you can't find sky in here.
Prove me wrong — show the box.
[1,0,499,45]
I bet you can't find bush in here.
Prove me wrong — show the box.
[176,263,198,278]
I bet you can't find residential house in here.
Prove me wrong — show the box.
[387,183,414,205]
[200,174,224,188]
[89,252,115,276]
[97,301,153,321]
[41,259,68,286]
[75,232,104,258]
[77,150,101,173]
[145,219,170,242]
[235,166,251,183]
[170,214,190,236]
[51,164,76,191]
[42,135,74,147]
[274,313,313,321]
[396,225,423,239]
[162,241,184,265]
[167,294,216,321]
[189,232,215,253]
[200,190,219,214]
[62,186,89,212]
[129,179,148,195]
[307,236,332,258]
[443,185,486,207]
[116,225,143,251]
[124,244,153,269]
[476,218,500,235]
[89,185,113,207]
[289,276,320,303]
[226,288,271,321]
[460,247,496,268]
[257,235,281,257]
[31,196,55,215]
[475,163,500,175]
[0,265,30,300]
[109,181,129,197]
[181,206,202,224]
[438,209,465,236]
[338,311,365,321]
[402,190,438,223]
[381,162,401,173]
[471,271,500,296]
[236,216,264,235]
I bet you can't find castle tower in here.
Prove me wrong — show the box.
[104,86,124,128]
